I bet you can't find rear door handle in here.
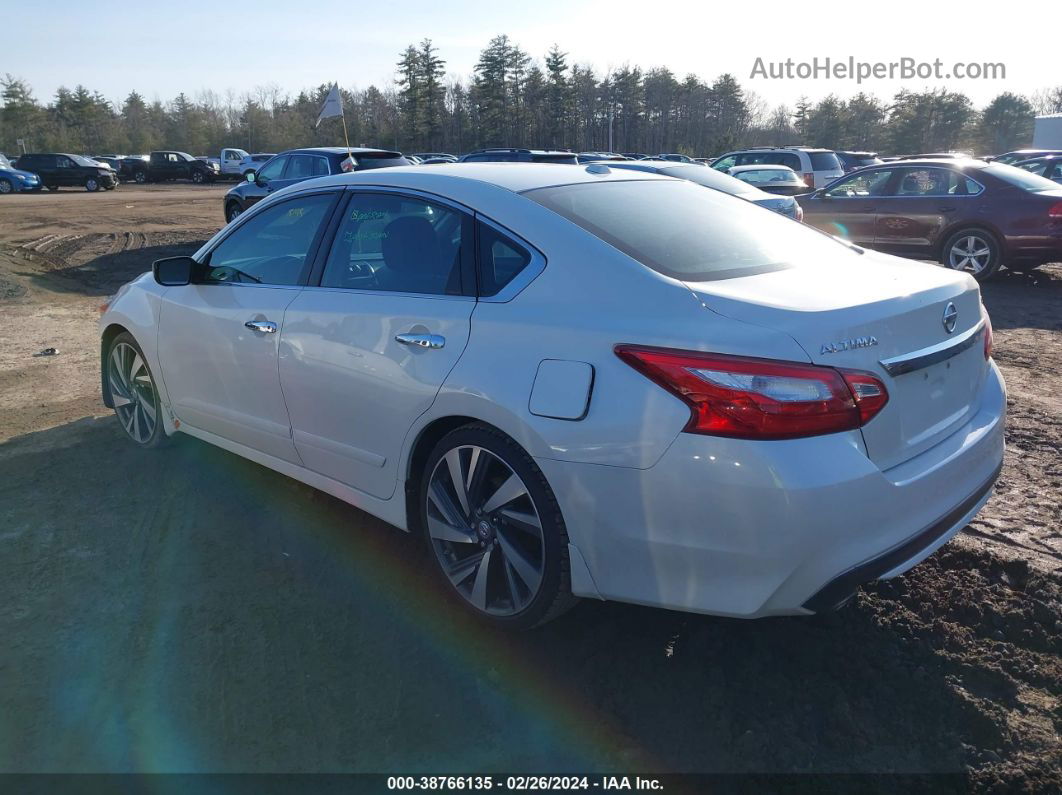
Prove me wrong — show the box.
[244,320,277,334]
[395,333,445,349]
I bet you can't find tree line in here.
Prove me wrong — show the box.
[3,35,1061,159]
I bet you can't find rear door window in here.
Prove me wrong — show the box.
[893,168,967,196]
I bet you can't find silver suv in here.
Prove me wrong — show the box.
[710,147,844,188]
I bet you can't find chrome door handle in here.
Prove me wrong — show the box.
[395,333,445,349]
[244,320,277,334]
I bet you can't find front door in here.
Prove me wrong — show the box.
[157,191,339,462]
[280,190,476,499]
[804,168,895,245]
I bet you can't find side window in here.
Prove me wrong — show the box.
[711,154,737,171]
[478,222,532,297]
[964,177,984,195]
[895,168,960,197]
[1017,160,1048,176]
[204,193,335,285]
[56,157,73,169]
[320,193,468,295]
[286,155,329,179]
[256,155,289,182]
[823,169,894,198]
[778,153,801,171]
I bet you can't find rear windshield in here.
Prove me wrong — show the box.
[531,153,578,164]
[524,179,851,282]
[809,152,841,170]
[658,165,756,197]
[984,162,1061,192]
[354,154,410,170]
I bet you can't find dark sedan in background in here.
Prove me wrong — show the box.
[222,147,409,222]
[798,158,1062,280]
[607,159,803,220]
[1014,155,1062,184]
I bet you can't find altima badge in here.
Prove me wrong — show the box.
[942,302,958,334]
[820,336,878,355]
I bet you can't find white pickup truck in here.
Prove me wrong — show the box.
[202,148,251,179]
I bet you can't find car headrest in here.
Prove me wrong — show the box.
[381,216,438,273]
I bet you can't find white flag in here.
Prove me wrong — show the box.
[315,83,343,128]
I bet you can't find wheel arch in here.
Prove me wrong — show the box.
[935,221,1004,262]
[99,322,131,408]
[403,415,481,532]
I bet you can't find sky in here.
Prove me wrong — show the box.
[5,0,1059,111]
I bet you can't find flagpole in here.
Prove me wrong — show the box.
[337,83,354,170]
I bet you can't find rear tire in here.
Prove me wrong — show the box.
[418,423,576,630]
[941,227,1002,281]
[47,185,58,192]
[134,171,147,184]
[105,332,168,449]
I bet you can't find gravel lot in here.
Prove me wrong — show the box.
[0,184,1059,788]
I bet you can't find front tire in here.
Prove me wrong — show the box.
[85,177,100,192]
[419,423,576,629]
[0,178,13,195]
[191,170,205,184]
[941,228,1002,281]
[106,332,167,448]
[225,202,243,223]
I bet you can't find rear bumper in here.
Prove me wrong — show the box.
[1005,232,1062,265]
[537,361,1006,618]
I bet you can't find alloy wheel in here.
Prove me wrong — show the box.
[227,205,242,223]
[426,445,545,616]
[947,234,992,275]
[108,342,158,443]
[0,180,12,194]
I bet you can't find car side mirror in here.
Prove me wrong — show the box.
[153,256,197,286]
[246,171,256,183]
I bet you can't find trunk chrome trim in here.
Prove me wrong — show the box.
[878,320,985,376]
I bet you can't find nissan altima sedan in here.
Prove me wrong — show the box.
[99,163,1005,629]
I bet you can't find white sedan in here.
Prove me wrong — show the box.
[99,163,1005,628]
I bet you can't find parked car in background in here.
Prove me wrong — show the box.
[202,148,253,179]
[986,149,1062,165]
[222,147,410,222]
[836,151,882,173]
[459,148,578,164]
[727,164,809,196]
[0,153,42,194]
[798,158,1062,279]
[127,151,220,184]
[693,157,716,166]
[1013,155,1062,184]
[237,153,275,178]
[116,156,148,181]
[656,153,693,162]
[406,155,424,165]
[90,156,123,176]
[14,153,118,192]
[607,159,803,220]
[711,147,844,189]
[576,152,629,162]
[420,157,458,165]
[412,152,458,162]
[621,152,650,160]
[101,162,1004,628]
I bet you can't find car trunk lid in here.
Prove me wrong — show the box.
[686,252,988,470]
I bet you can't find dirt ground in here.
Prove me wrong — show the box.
[0,184,1059,788]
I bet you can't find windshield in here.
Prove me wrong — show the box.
[658,165,756,197]
[68,154,100,166]
[524,179,852,282]
[984,162,1061,192]
[175,152,195,162]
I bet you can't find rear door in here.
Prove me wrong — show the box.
[55,155,80,186]
[279,189,476,499]
[157,190,340,461]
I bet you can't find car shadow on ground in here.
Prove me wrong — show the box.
[11,241,209,297]
[5,417,1056,786]
[981,264,1062,332]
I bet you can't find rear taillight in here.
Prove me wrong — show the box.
[802,172,815,188]
[982,307,993,360]
[1048,201,1062,219]
[615,346,888,440]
